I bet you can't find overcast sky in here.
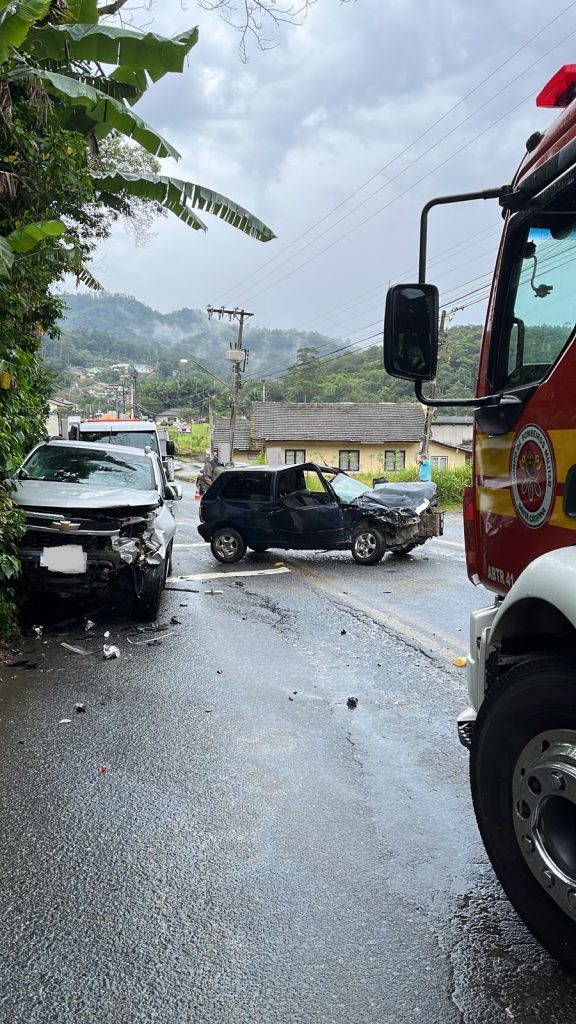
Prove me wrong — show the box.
[83,0,576,347]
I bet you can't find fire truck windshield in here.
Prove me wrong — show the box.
[492,217,576,392]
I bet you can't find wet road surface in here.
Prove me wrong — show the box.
[1,486,575,1022]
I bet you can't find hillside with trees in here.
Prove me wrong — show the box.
[45,292,485,419]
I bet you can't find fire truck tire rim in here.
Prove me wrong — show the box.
[513,729,576,920]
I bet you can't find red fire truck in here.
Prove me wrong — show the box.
[384,65,576,970]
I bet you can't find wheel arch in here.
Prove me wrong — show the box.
[489,548,576,670]
[211,520,246,539]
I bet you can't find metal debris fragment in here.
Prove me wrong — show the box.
[103,644,120,659]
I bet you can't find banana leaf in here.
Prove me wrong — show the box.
[64,0,99,23]
[0,0,52,63]
[7,218,67,252]
[24,23,199,74]
[91,172,276,241]
[34,69,181,158]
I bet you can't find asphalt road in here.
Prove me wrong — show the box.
[1,484,575,1023]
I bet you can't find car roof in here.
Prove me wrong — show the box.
[219,462,341,475]
[36,439,157,460]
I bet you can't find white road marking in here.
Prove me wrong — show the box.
[167,567,291,582]
[174,542,205,548]
[430,539,465,550]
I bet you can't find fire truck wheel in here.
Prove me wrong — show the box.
[470,658,576,972]
[351,526,386,565]
[211,527,247,564]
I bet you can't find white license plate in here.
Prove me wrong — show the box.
[40,545,87,574]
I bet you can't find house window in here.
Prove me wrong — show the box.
[431,456,448,470]
[339,450,360,472]
[285,449,305,465]
[384,450,406,471]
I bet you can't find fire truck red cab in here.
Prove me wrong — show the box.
[384,66,576,972]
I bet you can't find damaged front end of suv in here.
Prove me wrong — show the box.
[11,441,180,620]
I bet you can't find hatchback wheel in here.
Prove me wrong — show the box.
[351,526,386,565]
[211,527,247,564]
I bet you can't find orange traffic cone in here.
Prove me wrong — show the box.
[194,487,201,501]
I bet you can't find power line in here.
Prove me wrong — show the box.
[240,85,536,306]
[216,1,576,303]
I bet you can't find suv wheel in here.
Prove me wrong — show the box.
[133,561,165,621]
[211,527,247,564]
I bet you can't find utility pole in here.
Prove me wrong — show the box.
[207,306,254,464]
[131,365,139,418]
[421,309,448,456]
[208,394,214,453]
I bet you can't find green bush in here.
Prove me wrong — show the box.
[168,424,210,457]
[0,487,26,638]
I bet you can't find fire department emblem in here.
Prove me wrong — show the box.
[510,425,555,528]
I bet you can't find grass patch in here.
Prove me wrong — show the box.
[168,424,210,457]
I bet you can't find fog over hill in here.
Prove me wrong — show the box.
[56,293,338,375]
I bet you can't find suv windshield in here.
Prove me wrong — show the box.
[22,446,155,491]
[325,472,370,504]
[80,430,160,454]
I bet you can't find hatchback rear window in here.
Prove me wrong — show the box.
[219,473,272,501]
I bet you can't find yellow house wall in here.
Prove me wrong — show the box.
[263,439,466,473]
[429,441,467,468]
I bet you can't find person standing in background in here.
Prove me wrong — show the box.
[417,452,431,482]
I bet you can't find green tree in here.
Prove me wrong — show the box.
[0,0,275,637]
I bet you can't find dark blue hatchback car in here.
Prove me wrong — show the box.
[198,462,442,566]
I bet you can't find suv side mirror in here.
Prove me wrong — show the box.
[165,440,175,457]
[383,283,439,382]
[165,482,183,501]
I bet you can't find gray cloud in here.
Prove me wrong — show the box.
[91,0,575,341]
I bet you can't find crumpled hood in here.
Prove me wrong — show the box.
[359,481,437,511]
[12,480,160,512]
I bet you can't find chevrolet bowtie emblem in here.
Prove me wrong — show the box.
[53,520,80,531]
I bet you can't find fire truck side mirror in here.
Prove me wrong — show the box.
[383,283,439,382]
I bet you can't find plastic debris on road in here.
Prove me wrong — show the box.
[347,697,358,709]
[32,626,43,638]
[99,764,109,774]
[452,657,467,668]
[126,632,175,646]
[103,644,120,659]
[61,642,92,656]
[84,620,96,631]
[204,589,223,595]
[59,718,72,724]
[75,703,86,713]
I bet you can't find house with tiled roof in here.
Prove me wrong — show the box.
[213,403,468,473]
